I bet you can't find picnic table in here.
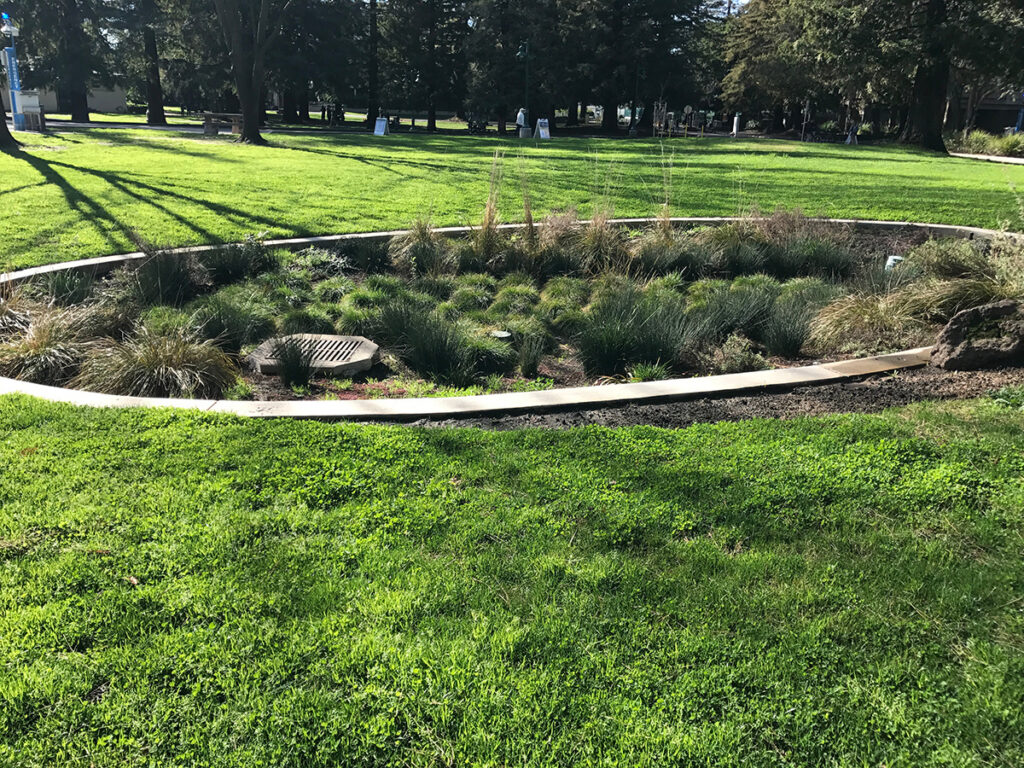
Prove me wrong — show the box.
[202,112,243,136]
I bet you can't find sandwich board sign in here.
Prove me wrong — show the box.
[533,118,551,139]
[374,117,390,136]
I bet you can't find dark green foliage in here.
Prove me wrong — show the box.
[200,236,277,285]
[140,305,191,336]
[279,309,336,336]
[2,396,1021,766]
[73,327,237,398]
[314,276,356,303]
[464,333,517,376]
[369,302,475,385]
[412,275,457,300]
[334,238,391,274]
[40,269,95,305]
[289,246,350,282]
[450,285,492,311]
[488,284,540,317]
[189,292,276,353]
[762,278,843,356]
[577,283,689,374]
[114,251,210,306]
[630,232,714,278]
[270,337,314,388]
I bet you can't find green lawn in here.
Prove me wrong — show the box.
[1,394,1022,766]
[4,128,1024,270]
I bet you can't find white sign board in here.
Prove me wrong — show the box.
[533,118,551,139]
[373,117,390,136]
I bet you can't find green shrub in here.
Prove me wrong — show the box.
[270,337,314,388]
[334,237,390,273]
[115,251,209,306]
[762,278,843,356]
[334,305,373,335]
[628,361,672,382]
[989,385,1024,409]
[711,333,769,374]
[764,237,857,280]
[489,284,540,317]
[367,302,475,384]
[74,327,237,398]
[288,246,349,281]
[140,306,191,336]
[189,292,275,352]
[541,276,590,305]
[577,283,688,375]
[279,309,336,336]
[364,274,407,296]
[464,332,517,376]
[630,231,713,278]
[314,276,356,303]
[0,309,86,384]
[517,332,547,377]
[343,286,390,310]
[578,212,629,274]
[701,223,766,276]
[905,238,993,279]
[200,235,276,284]
[389,220,455,276]
[412,275,457,300]
[40,269,95,305]
[450,285,492,311]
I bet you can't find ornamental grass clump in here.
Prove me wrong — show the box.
[40,270,95,306]
[270,337,314,388]
[0,308,87,384]
[578,210,630,274]
[577,283,689,375]
[389,219,455,277]
[809,292,926,354]
[200,235,276,285]
[368,301,475,385]
[761,278,843,357]
[74,327,236,398]
[116,250,210,306]
[189,291,275,352]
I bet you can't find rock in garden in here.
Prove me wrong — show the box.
[931,300,1024,370]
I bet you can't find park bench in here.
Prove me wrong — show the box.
[202,112,243,136]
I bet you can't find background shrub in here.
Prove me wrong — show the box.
[389,220,455,276]
[200,236,276,285]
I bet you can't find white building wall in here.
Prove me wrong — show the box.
[2,86,127,114]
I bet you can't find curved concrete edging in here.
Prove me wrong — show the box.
[1,216,1015,287]
[0,348,934,421]
[0,216,975,420]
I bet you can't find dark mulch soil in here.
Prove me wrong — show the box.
[404,366,1024,430]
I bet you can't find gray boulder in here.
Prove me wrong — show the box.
[931,299,1024,370]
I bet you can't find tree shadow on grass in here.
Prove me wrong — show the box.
[16,151,307,252]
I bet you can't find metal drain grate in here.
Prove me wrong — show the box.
[250,334,379,376]
[299,336,360,363]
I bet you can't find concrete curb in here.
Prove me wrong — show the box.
[0,217,966,419]
[0,348,934,421]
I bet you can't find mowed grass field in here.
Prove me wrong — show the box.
[4,128,1024,269]
[1,394,1023,766]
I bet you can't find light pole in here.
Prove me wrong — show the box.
[517,40,529,136]
[0,11,22,131]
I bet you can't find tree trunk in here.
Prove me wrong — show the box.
[365,0,379,127]
[427,99,437,132]
[770,103,784,132]
[69,87,90,123]
[298,88,310,122]
[0,112,18,150]
[143,26,167,126]
[898,0,948,152]
[870,104,882,136]
[282,89,298,123]
[601,98,617,132]
[567,101,579,126]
